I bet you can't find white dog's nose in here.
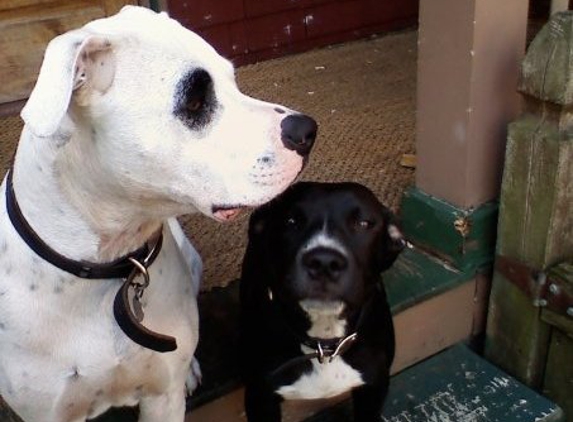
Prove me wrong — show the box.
[280,114,317,156]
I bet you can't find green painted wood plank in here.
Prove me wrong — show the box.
[306,344,564,422]
[384,246,472,314]
[401,187,498,272]
[543,329,573,420]
[485,270,551,388]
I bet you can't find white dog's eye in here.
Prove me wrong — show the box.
[174,68,216,130]
[186,99,203,112]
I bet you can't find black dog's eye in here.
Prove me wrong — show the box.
[356,219,374,230]
[286,216,298,228]
[284,210,305,230]
[349,208,375,231]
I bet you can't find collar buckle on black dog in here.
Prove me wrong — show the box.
[311,332,358,364]
[270,331,360,379]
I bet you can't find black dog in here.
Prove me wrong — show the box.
[239,182,405,422]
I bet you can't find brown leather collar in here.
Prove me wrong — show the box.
[4,168,177,353]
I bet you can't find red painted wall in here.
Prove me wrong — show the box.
[167,0,419,65]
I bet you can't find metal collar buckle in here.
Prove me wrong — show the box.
[315,332,358,364]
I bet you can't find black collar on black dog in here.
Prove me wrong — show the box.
[4,168,177,353]
[270,331,360,379]
[266,286,373,374]
[302,332,359,364]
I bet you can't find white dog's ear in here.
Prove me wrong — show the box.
[21,30,115,138]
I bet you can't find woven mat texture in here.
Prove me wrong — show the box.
[0,30,417,291]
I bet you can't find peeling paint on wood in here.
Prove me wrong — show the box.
[401,187,498,273]
[307,345,564,422]
[380,345,563,422]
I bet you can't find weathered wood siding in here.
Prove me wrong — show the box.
[166,0,419,65]
[0,0,136,106]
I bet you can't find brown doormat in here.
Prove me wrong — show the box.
[0,30,417,291]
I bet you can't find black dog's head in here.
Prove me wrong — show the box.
[244,182,405,311]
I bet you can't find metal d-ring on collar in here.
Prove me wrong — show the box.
[268,331,360,380]
[113,233,178,353]
[4,168,177,353]
[314,332,359,364]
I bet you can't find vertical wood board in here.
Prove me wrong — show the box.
[485,270,551,387]
[497,116,573,269]
[0,0,136,104]
[542,329,573,420]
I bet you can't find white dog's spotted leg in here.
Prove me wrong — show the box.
[138,388,186,422]
[186,357,202,396]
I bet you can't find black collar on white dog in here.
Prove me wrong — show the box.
[4,168,177,353]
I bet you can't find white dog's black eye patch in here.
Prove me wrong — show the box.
[174,68,218,131]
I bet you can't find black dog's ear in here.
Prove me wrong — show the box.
[248,207,269,239]
[249,211,265,238]
[248,182,302,239]
[376,212,406,273]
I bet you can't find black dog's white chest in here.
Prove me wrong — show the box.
[276,354,365,400]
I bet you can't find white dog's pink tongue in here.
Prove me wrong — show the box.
[214,208,242,222]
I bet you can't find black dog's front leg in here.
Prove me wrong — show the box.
[244,381,283,422]
[351,379,389,422]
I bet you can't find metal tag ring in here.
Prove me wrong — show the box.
[127,257,150,289]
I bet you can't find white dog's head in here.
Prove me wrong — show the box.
[21,6,316,223]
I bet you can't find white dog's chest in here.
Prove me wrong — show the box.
[276,356,365,400]
[0,216,199,421]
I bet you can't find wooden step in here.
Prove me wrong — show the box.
[306,343,565,422]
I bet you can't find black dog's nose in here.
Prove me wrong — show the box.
[302,247,348,281]
[280,114,317,156]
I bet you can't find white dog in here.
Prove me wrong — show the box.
[0,6,316,422]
